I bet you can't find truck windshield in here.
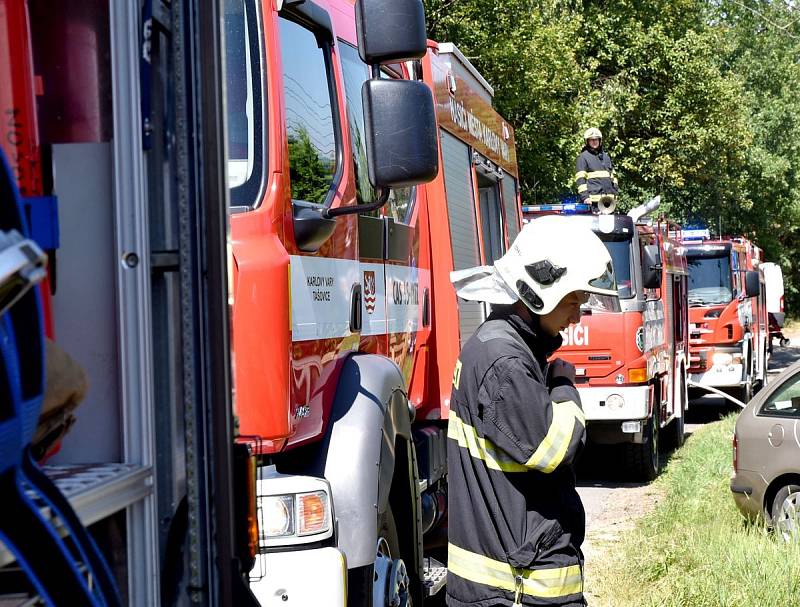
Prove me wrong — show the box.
[687,254,732,305]
[601,238,634,299]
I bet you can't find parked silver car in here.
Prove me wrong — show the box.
[731,360,800,542]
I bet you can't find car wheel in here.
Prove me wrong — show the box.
[771,484,800,543]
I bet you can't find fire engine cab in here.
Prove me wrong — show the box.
[522,200,689,480]
[682,229,768,404]
[229,0,522,603]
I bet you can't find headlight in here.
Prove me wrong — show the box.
[606,394,625,410]
[262,495,295,538]
[712,352,733,366]
[257,467,335,548]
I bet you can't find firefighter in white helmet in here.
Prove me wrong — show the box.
[575,127,618,213]
[446,216,617,607]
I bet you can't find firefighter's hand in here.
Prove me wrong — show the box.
[549,359,576,384]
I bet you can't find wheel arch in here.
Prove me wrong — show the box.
[763,472,800,522]
[316,353,416,570]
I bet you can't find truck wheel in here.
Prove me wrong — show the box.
[737,380,753,405]
[663,372,685,451]
[348,507,411,607]
[771,484,800,543]
[374,507,411,607]
[624,407,660,482]
[754,357,769,395]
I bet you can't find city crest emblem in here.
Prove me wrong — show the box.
[363,270,376,314]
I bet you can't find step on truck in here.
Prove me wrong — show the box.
[230,2,523,605]
[522,200,689,480]
[682,229,769,405]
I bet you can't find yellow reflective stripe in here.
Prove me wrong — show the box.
[577,184,588,193]
[574,171,587,180]
[448,543,583,599]
[453,359,463,389]
[447,412,528,473]
[586,170,611,179]
[525,401,584,473]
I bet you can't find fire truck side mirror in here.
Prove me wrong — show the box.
[355,0,428,64]
[361,78,439,188]
[745,270,761,298]
[642,244,662,290]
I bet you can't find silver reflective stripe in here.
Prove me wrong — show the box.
[448,542,583,599]
[586,170,611,179]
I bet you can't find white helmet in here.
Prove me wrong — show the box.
[451,215,617,315]
[583,127,602,141]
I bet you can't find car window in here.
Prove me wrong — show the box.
[759,371,800,418]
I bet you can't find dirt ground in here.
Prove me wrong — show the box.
[578,477,664,604]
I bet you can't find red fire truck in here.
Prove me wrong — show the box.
[522,200,689,480]
[230,3,523,604]
[682,229,769,405]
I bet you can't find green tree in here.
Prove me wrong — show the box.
[424,0,800,314]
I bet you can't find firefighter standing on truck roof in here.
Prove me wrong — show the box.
[446,216,617,607]
[575,127,618,212]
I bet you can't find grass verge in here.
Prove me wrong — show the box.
[590,414,800,606]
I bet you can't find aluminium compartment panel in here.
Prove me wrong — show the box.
[441,130,484,347]
[502,174,520,244]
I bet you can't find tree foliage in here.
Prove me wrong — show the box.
[424,0,800,314]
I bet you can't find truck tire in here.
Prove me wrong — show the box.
[737,355,754,404]
[624,406,660,481]
[737,378,753,405]
[349,507,411,607]
[663,371,685,451]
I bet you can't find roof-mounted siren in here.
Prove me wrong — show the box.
[521,203,593,221]
[627,195,661,223]
[596,195,617,215]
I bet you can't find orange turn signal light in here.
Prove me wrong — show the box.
[298,491,329,535]
[629,368,648,383]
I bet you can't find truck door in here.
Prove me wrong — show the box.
[338,42,427,382]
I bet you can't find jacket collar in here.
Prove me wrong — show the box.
[488,305,563,362]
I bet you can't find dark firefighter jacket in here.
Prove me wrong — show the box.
[574,146,618,204]
[446,307,587,607]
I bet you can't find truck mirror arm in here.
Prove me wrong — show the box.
[323,187,390,218]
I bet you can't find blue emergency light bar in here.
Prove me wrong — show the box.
[521,203,592,215]
[682,228,710,241]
